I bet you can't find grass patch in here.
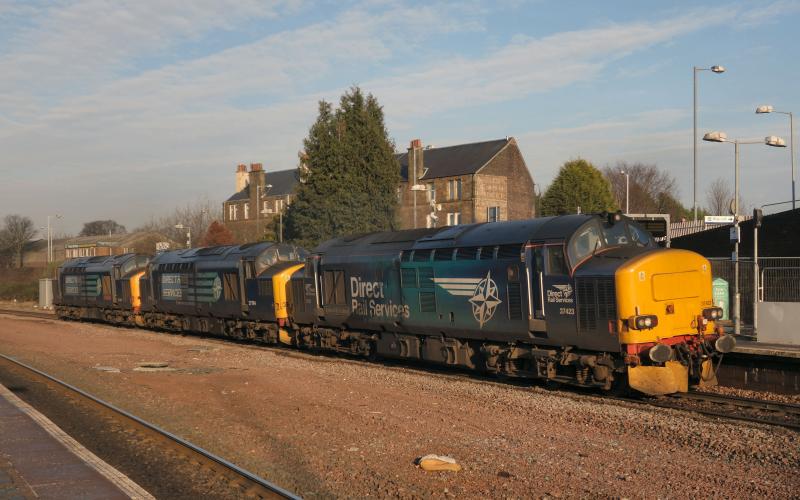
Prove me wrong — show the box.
[0,267,54,301]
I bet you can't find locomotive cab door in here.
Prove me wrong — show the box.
[240,259,256,314]
[526,244,547,336]
[535,243,579,346]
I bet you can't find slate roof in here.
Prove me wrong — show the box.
[395,138,510,181]
[225,168,300,202]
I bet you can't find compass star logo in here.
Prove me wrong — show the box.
[469,271,502,328]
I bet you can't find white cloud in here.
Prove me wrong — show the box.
[0,1,794,232]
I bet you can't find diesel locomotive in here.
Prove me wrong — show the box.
[54,213,735,395]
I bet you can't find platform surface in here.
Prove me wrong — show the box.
[0,383,152,499]
[732,338,800,359]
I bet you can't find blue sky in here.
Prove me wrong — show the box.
[1,0,799,235]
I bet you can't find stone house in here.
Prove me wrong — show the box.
[222,163,300,242]
[395,137,535,229]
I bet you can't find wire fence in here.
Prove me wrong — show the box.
[709,257,800,330]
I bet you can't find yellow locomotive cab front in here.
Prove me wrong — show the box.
[615,249,733,395]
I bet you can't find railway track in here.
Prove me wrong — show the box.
[0,307,55,319]
[3,308,799,433]
[0,353,299,499]
[664,391,800,431]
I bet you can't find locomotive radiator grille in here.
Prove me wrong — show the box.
[576,277,616,334]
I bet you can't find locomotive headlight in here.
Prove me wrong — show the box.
[629,314,659,330]
[702,307,724,320]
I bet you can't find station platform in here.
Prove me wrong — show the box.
[732,339,800,359]
[0,383,152,499]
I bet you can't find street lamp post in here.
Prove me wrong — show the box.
[46,214,62,263]
[693,65,726,221]
[703,131,786,336]
[620,170,630,214]
[756,105,796,210]
[258,184,273,241]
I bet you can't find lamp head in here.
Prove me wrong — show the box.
[710,65,725,73]
[756,105,774,114]
[765,135,787,147]
[703,131,728,143]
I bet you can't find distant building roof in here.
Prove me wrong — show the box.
[396,138,510,181]
[60,231,175,248]
[225,168,300,202]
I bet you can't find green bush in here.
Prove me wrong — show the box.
[0,280,38,301]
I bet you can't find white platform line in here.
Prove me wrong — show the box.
[0,383,154,500]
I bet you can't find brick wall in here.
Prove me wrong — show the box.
[473,174,508,222]
[478,139,535,220]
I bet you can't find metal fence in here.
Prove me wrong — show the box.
[709,257,800,334]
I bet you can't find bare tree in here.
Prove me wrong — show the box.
[135,196,222,249]
[704,177,748,216]
[603,162,682,216]
[0,229,14,268]
[705,178,732,216]
[1,215,37,267]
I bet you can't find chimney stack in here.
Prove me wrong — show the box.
[235,164,248,192]
[248,162,265,194]
[408,139,424,184]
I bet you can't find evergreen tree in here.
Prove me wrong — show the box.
[541,159,616,215]
[283,87,400,247]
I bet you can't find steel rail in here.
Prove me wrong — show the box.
[0,353,300,500]
[615,392,800,432]
[671,390,800,414]
[0,308,54,319]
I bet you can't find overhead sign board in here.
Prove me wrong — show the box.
[705,215,734,224]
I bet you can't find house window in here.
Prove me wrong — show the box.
[228,204,236,221]
[262,200,269,214]
[446,212,461,226]
[488,206,500,222]
[244,203,250,220]
[427,182,436,202]
[448,178,462,200]
[275,199,284,212]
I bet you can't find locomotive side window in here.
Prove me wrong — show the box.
[433,248,454,261]
[479,246,496,260]
[455,247,479,260]
[604,222,628,245]
[413,249,432,262]
[546,246,568,276]
[567,222,605,266]
[628,223,653,247]
[244,261,257,279]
